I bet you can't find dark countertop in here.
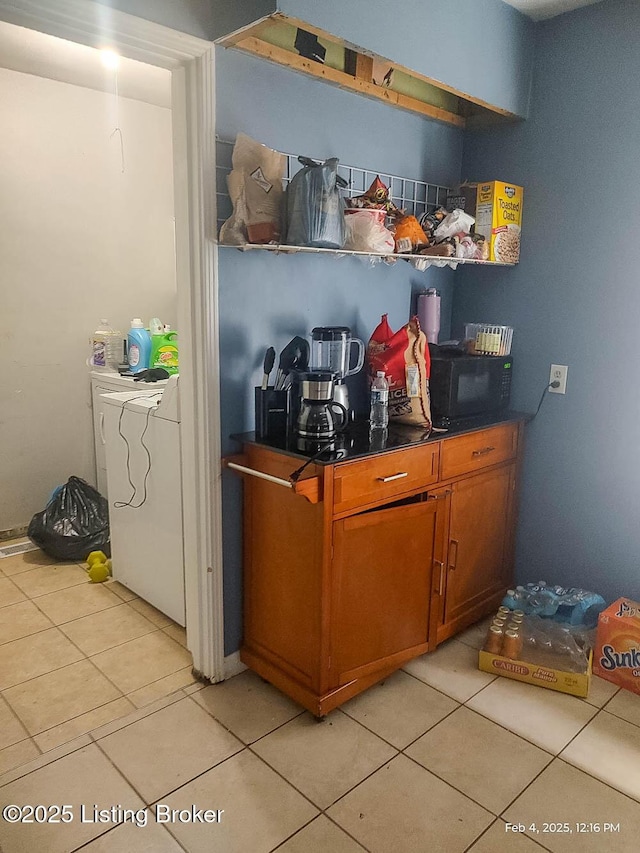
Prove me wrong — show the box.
[231,410,529,467]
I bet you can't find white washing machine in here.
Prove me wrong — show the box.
[90,370,169,497]
[101,376,185,625]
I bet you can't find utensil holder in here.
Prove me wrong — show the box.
[255,388,289,439]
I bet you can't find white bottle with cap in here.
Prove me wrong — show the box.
[370,371,389,429]
[127,318,151,373]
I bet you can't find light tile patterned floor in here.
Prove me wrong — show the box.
[2,547,640,851]
[0,542,193,771]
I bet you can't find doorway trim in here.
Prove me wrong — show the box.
[0,0,225,682]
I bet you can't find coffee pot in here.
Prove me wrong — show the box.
[296,372,348,439]
[310,327,365,415]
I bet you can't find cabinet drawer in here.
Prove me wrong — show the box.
[333,443,440,514]
[440,423,518,480]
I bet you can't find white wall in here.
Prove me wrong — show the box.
[0,66,176,530]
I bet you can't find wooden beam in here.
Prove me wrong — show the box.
[231,36,466,129]
[269,12,517,120]
[354,53,374,82]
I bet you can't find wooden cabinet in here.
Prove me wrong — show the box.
[331,495,447,687]
[230,418,524,716]
[435,463,517,644]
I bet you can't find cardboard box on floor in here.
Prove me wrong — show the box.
[478,648,592,698]
[592,598,640,694]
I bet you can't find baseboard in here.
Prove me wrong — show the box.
[0,526,29,542]
[224,651,247,679]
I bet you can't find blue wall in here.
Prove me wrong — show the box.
[216,47,463,652]
[278,0,535,118]
[453,0,640,604]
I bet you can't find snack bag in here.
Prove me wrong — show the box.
[346,175,400,217]
[367,314,431,429]
[393,215,429,254]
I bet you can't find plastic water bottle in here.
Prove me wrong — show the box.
[92,319,122,371]
[127,318,151,374]
[370,371,389,429]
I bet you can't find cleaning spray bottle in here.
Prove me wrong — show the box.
[149,317,179,374]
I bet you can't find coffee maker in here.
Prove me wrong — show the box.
[310,327,365,417]
[296,372,348,439]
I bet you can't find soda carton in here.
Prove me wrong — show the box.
[593,598,640,694]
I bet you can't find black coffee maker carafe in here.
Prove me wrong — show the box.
[296,372,348,438]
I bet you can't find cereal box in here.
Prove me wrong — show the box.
[447,181,523,264]
[593,598,640,694]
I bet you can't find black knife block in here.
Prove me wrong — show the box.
[255,388,289,440]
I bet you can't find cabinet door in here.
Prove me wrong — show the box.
[92,385,114,497]
[331,496,446,686]
[442,464,515,631]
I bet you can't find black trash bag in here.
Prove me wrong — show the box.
[285,156,348,249]
[28,476,110,561]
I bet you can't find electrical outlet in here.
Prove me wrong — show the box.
[549,364,568,394]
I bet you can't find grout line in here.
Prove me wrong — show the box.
[461,816,552,853]
[185,687,306,746]
[0,691,32,743]
[554,753,640,807]
[340,688,462,754]
[496,756,557,819]
[269,813,372,853]
[88,689,192,743]
[399,748,511,819]
[0,737,92,789]
[600,704,640,731]
[245,709,404,814]
[399,656,498,704]
[0,620,57,647]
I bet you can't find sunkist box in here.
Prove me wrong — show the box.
[593,598,640,694]
[447,181,524,264]
[479,648,592,698]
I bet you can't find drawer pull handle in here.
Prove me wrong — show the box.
[434,559,445,595]
[472,445,495,457]
[377,472,408,483]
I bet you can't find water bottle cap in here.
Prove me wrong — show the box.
[376,371,385,377]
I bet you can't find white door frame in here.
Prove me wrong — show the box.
[0,0,225,682]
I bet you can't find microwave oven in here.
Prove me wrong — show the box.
[429,353,513,427]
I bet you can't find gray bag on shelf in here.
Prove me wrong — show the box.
[285,156,348,249]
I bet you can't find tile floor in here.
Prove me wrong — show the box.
[0,541,193,768]
[2,545,640,851]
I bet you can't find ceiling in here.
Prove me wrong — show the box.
[502,0,603,20]
[0,20,171,108]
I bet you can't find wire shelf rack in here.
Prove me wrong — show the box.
[214,137,515,270]
[215,137,450,233]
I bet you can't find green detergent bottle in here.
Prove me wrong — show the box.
[150,321,179,374]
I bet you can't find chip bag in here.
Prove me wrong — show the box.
[393,215,429,254]
[367,315,431,430]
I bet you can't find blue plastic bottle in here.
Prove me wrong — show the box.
[127,318,151,373]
